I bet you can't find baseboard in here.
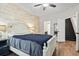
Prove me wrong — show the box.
[57,40,65,43]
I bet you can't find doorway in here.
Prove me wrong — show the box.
[65,18,76,41]
[44,21,51,34]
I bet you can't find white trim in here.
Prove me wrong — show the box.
[10,46,29,56]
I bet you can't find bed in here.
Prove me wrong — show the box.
[9,34,56,56]
[8,23,56,56]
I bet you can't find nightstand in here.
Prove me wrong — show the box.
[0,40,9,55]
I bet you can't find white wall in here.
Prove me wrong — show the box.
[71,16,77,33]
[57,18,65,42]
[76,13,79,51]
[39,16,56,35]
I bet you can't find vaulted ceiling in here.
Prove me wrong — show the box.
[19,3,79,17]
[0,3,79,24]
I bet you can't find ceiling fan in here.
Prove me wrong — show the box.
[34,3,56,11]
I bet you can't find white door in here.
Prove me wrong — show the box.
[57,19,65,42]
[44,21,51,34]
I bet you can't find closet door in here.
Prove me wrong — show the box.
[44,21,51,34]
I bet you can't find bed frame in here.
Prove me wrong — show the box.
[10,35,56,56]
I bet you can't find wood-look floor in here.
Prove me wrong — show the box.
[55,41,79,56]
[7,41,79,56]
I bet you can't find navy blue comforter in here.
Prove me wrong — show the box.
[13,34,52,47]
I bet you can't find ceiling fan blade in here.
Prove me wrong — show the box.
[34,4,42,7]
[49,4,56,7]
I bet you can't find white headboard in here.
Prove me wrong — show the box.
[8,22,31,36]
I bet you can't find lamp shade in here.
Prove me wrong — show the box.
[0,25,6,32]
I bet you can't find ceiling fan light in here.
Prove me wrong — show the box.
[42,4,49,7]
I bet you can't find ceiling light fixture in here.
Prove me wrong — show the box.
[42,4,49,7]
[34,3,56,11]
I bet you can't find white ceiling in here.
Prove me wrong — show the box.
[0,3,79,24]
[19,3,79,17]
